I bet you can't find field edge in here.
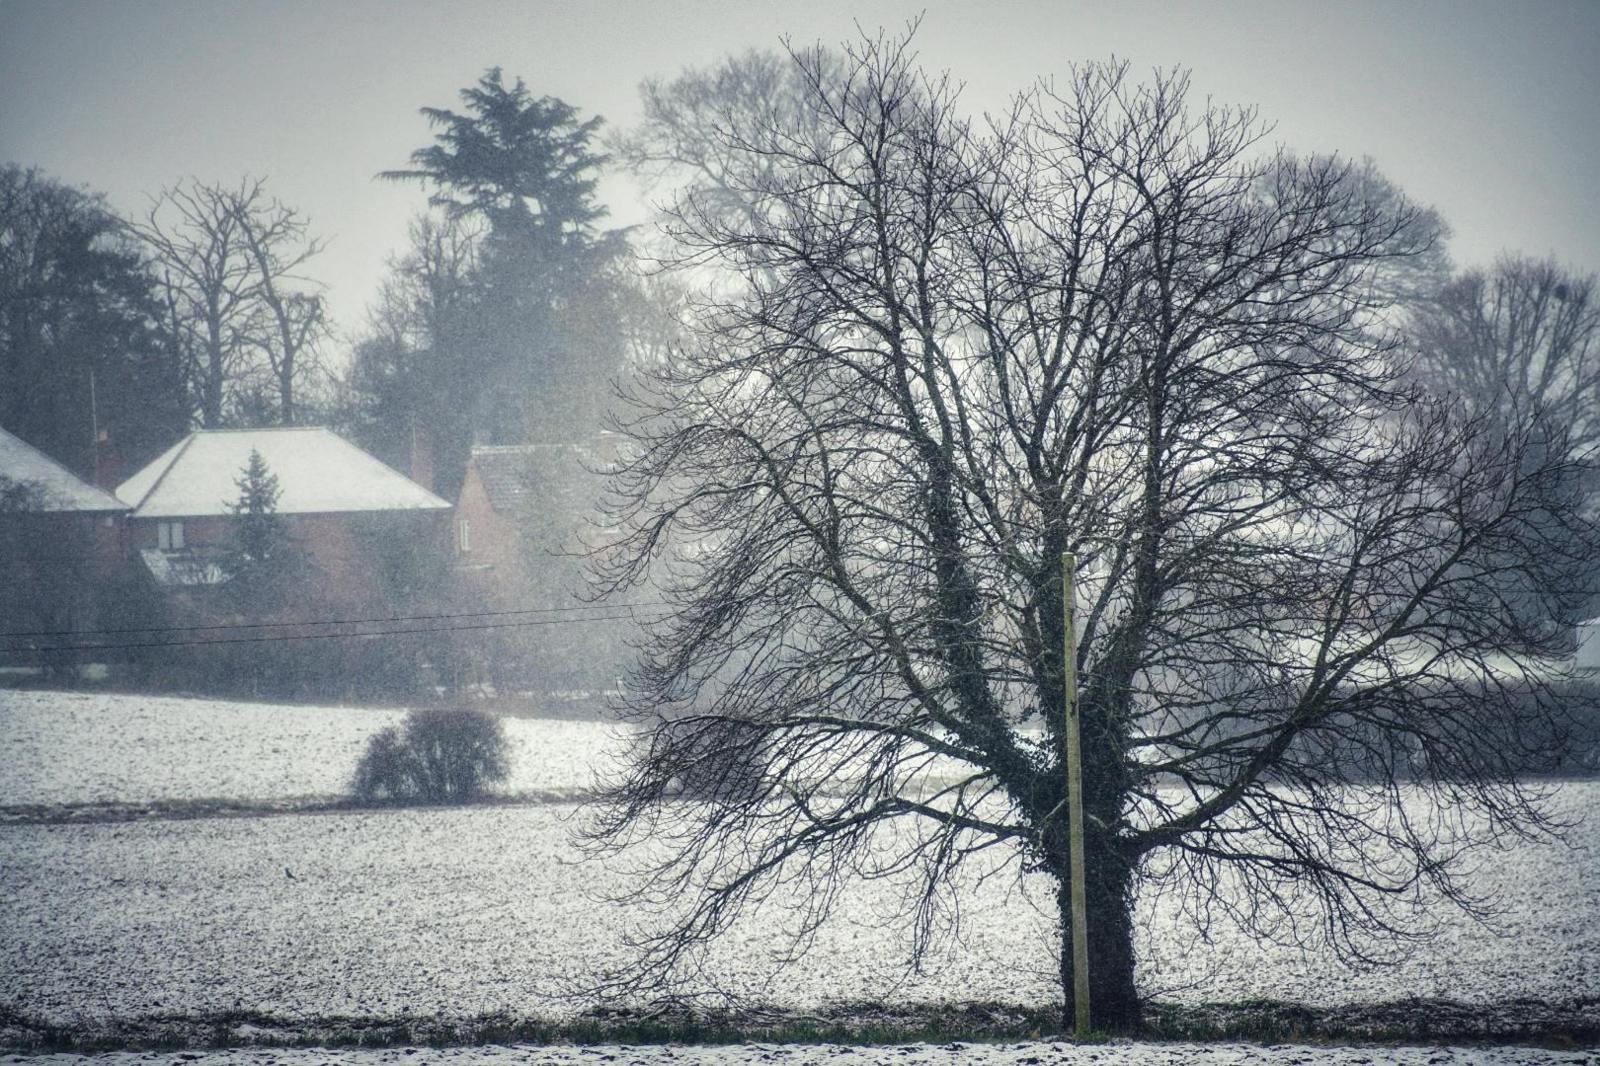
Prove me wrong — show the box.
[3,997,1597,1055]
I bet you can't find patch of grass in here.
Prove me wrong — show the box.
[1143,996,1600,1046]
[0,1002,1069,1054]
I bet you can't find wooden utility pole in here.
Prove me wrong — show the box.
[1062,551,1091,1036]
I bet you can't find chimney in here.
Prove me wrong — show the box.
[93,429,121,491]
[410,420,435,493]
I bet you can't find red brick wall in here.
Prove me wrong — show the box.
[128,511,451,606]
[453,465,527,601]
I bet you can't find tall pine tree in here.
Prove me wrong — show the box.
[375,69,630,496]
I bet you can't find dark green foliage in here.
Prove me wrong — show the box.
[382,67,610,235]
[226,449,296,606]
[354,70,631,499]
[351,725,413,801]
[0,165,188,481]
[352,708,510,804]
[0,476,49,513]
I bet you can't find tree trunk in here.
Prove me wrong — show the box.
[279,369,294,426]
[1057,842,1141,1032]
[204,327,225,428]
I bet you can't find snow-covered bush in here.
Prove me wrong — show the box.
[352,708,510,804]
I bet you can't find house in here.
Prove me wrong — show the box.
[116,427,450,600]
[451,438,623,695]
[0,426,131,658]
[453,437,620,582]
[1,424,129,538]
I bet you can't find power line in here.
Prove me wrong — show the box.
[0,600,666,640]
[6,608,670,655]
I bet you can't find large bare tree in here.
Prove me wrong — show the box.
[586,34,1600,1029]
[230,183,328,425]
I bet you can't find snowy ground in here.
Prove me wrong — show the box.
[1,690,1597,1059]
[2,1041,1597,1065]
[0,690,623,805]
[3,785,1597,1023]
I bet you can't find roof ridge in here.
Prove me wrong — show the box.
[129,432,198,511]
[191,426,327,435]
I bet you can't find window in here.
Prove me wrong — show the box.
[157,521,185,550]
[458,519,471,553]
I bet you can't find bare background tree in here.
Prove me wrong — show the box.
[341,211,484,479]
[611,47,840,252]
[1410,257,1598,454]
[586,33,1600,1029]
[231,185,329,425]
[1409,257,1600,623]
[136,177,327,427]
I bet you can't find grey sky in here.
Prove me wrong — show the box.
[3,0,1597,340]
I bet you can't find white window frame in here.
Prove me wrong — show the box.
[458,519,471,553]
[158,520,185,550]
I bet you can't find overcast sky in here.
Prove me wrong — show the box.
[3,0,1597,342]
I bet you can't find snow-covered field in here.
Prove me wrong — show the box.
[0,690,623,805]
[3,1042,1597,1065]
[3,778,1597,1024]
[1,689,1597,1059]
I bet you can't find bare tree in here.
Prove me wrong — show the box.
[611,48,840,248]
[136,177,326,426]
[585,33,1600,1030]
[1411,257,1600,624]
[1411,257,1599,457]
[342,211,484,489]
[230,182,328,424]
[136,179,257,426]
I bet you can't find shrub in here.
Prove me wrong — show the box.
[351,725,412,801]
[352,708,511,804]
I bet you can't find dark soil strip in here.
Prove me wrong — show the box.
[2,998,1596,1055]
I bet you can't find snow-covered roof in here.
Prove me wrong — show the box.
[0,426,128,513]
[466,437,621,515]
[117,428,450,518]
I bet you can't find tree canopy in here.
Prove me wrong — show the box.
[586,35,1600,1029]
[363,69,633,498]
[383,67,611,240]
[134,176,328,429]
[0,165,187,478]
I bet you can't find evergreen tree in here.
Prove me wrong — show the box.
[374,69,631,495]
[226,449,294,604]
[0,165,188,479]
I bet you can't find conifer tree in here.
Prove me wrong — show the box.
[376,69,630,493]
[0,165,188,478]
[227,449,294,603]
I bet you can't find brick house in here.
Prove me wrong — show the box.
[0,426,130,647]
[451,438,624,695]
[454,445,544,585]
[116,427,451,603]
